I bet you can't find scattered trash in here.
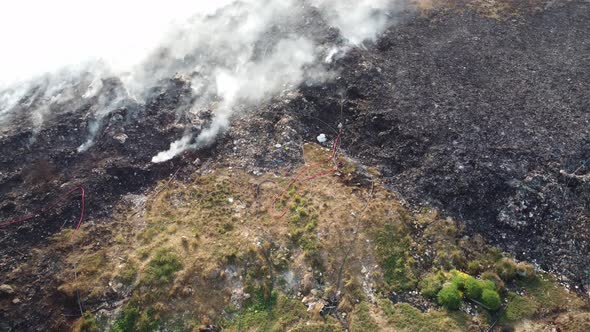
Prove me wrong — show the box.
[317,134,327,143]
[275,143,282,148]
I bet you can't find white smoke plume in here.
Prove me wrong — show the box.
[0,0,407,160]
[312,0,394,45]
[151,37,317,162]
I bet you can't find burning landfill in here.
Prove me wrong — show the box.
[1,0,589,331]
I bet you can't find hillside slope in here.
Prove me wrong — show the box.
[1,1,589,331]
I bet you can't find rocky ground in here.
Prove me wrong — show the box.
[0,0,589,331]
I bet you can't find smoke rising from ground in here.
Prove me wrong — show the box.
[0,0,406,161]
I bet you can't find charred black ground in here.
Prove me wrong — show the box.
[322,1,590,287]
[0,0,589,330]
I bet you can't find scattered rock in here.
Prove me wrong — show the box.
[0,284,15,295]
[113,133,128,144]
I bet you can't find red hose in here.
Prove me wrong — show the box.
[0,186,86,241]
[269,132,342,219]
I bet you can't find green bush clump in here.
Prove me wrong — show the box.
[464,276,496,300]
[481,289,501,311]
[450,272,470,289]
[437,285,462,310]
[436,270,502,311]
[143,248,182,285]
[464,277,483,299]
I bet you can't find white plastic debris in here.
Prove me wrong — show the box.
[228,197,234,203]
[275,143,282,148]
[316,134,327,143]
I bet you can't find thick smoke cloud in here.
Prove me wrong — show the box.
[0,0,406,161]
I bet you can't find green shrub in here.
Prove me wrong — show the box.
[464,277,496,300]
[437,285,462,310]
[481,289,501,311]
[143,248,182,285]
[450,275,468,290]
[464,277,482,300]
[479,279,496,291]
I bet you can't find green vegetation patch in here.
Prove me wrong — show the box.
[481,289,501,311]
[290,324,341,332]
[117,260,138,284]
[111,306,159,332]
[438,284,462,310]
[373,221,417,291]
[226,292,316,332]
[433,270,501,312]
[419,271,447,298]
[350,302,380,332]
[516,275,585,314]
[76,312,99,332]
[379,300,467,332]
[502,292,538,322]
[142,248,182,285]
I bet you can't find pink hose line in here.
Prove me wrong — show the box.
[0,186,86,241]
[270,132,343,219]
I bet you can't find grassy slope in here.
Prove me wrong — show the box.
[41,143,588,331]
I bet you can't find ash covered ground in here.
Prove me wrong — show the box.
[0,0,589,330]
[303,0,590,288]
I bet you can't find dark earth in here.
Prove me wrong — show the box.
[1,0,589,330]
[300,0,590,289]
